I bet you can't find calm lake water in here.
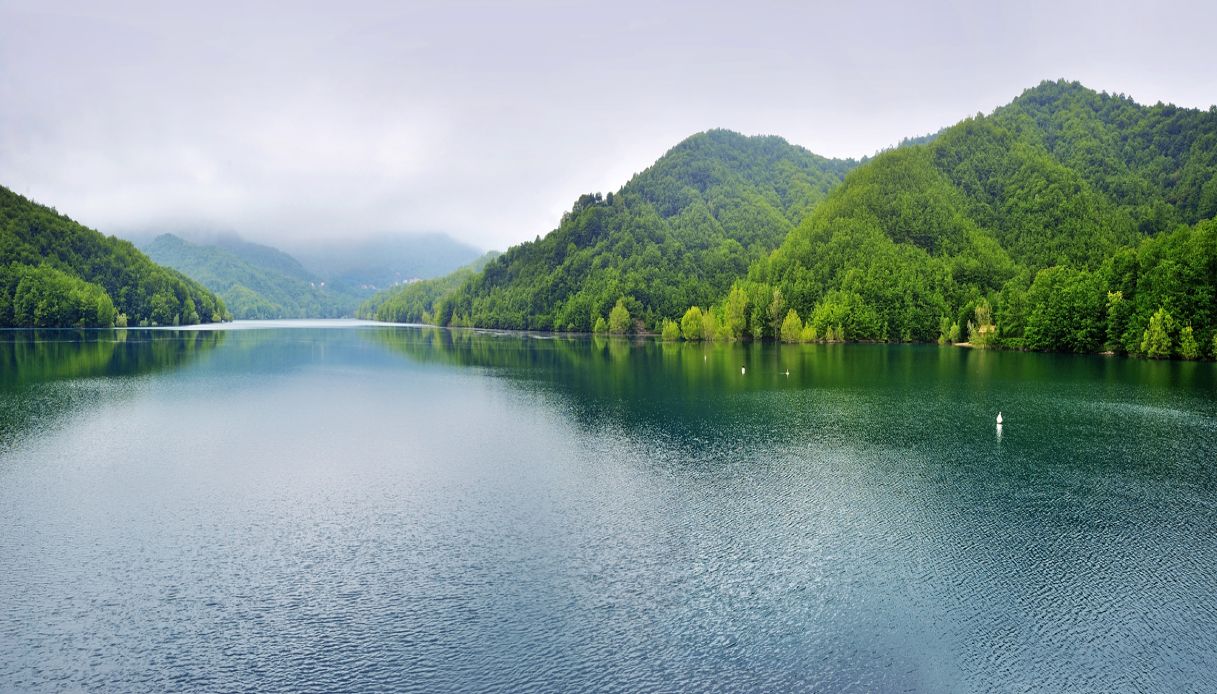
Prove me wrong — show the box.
[2,321,1216,692]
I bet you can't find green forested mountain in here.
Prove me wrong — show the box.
[143,234,361,319]
[433,129,857,331]
[357,251,501,323]
[387,80,1217,360]
[717,80,1217,357]
[0,186,227,327]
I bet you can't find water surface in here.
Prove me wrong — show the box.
[2,323,1215,692]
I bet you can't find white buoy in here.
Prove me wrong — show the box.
[784,369,790,376]
[741,366,746,375]
[996,411,1003,425]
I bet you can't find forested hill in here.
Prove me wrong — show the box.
[143,234,361,319]
[718,80,1217,357]
[0,187,228,328]
[432,129,857,331]
[357,251,501,323]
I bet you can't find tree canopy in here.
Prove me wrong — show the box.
[0,186,228,327]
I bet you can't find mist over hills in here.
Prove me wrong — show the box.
[141,232,484,319]
[5,78,1216,360]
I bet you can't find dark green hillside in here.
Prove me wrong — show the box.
[143,234,361,319]
[357,251,500,323]
[713,81,1217,357]
[0,186,227,327]
[434,129,856,331]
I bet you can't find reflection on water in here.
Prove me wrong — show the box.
[0,329,225,449]
[0,329,226,386]
[1,324,1215,693]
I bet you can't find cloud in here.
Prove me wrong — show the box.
[2,0,1215,250]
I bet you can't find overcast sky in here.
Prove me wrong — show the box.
[2,0,1215,250]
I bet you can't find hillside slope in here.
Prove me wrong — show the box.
[357,251,501,323]
[433,129,856,331]
[0,186,227,327]
[143,234,361,319]
[728,80,1217,355]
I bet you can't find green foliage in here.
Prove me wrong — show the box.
[608,299,631,335]
[432,130,855,331]
[780,309,803,342]
[937,316,962,344]
[0,187,226,327]
[799,323,817,342]
[1022,267,1105,352]
[1179,325,1200,359]
[680,306,704,340]
[741,81,1217,357]
[1140,307,1174,358]
[660,318,681,341]
[592,315,607,334]
[767,288,787,340]
[358,252,500,323]
[146,234,363,319]
[968,299,996,347]
[701,308,721,341]
[1,263,116,327]
[721,286,749,339]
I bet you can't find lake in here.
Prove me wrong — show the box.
[2,321,1215,692]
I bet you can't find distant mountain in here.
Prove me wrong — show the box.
[142,234,362,319]
[0,186,227,327]
[357,251,501,323]
[433,129,857,330]
[288,233,484,294]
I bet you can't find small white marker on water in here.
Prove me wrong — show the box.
[996,411,1003,425]
[741,366,746,375]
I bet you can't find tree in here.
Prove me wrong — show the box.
[1179,325,1200,359]
[800,324,817,342]
[780,309,803,343]
[722,286,749,339]
[608,299,631,335]
[661,318,681,341]
[592,315,608,334]
[969,299,996,347]
[768,288,786,341]
[1105,291,1130,352]
[701,308,721,341]
[680,306,704,340]
[1140,307,1174,358]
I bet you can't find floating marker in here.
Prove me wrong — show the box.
[741,366,746,375]
[996,411,1003,425]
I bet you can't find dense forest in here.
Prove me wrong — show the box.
[432,130,856,331]
[357,251,501,323]
[721,80,1217,359]
[143,234,363,319]
[383,81,1217,360]
[0,186,228,328]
